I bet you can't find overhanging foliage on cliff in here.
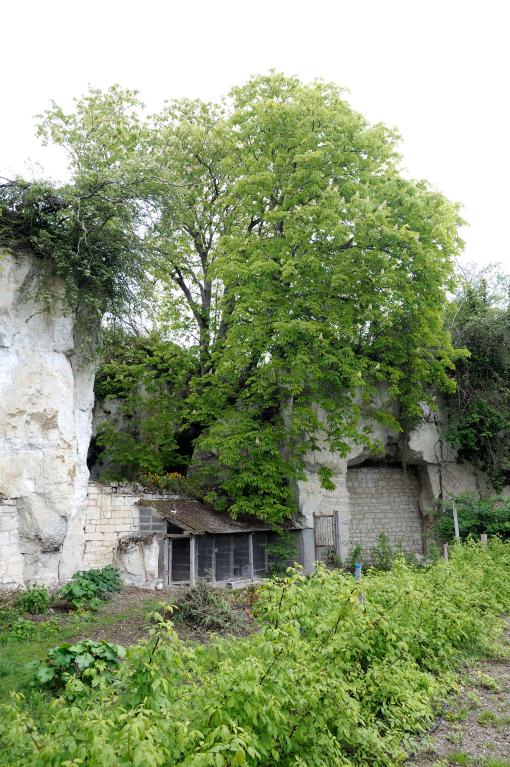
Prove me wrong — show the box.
[1,74,465,520]
[0,176,148,321]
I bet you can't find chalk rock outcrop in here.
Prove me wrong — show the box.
[0,250,95,587]
[296,402,491,568]
[114,535,160,588]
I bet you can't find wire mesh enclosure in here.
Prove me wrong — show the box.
[165,529,299,584]
[139,500,301,585]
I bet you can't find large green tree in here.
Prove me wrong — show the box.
[4,74,464,520]
[445,266,510,489]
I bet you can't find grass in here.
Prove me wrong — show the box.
[477,710,510,730]
[444,755,510,767]
[0,600,154,702]
[447,753,471,766]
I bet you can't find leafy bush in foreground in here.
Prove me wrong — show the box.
[1,541,509,766]
[57,565,122,610]
[32,639,125,690]
[13,586,50,615]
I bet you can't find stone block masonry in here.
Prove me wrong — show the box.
[0,499,24,587]
[83,484,140,569]
[346,465,423,554]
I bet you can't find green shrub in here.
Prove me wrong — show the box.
[57,565,122,610]
[265,531,299,576]
[0,617,59,645]
[2,618,36,642]
[76,565,123,597]
[434,493,510,541]
[1,542,510,766]
[32,639,126,690]
[369,532,396,571]
[345,542,367,573]
[13,586,50,615]
[58,577,102,610]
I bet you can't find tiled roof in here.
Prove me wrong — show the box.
[138,497,301,535]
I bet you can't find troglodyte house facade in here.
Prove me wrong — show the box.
[0,251,493,589]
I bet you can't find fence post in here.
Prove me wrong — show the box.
[452,500,460,541]
[190,537,197,586]
[248,533,254,579]
[480,533,488,546]
[443,544,449,561]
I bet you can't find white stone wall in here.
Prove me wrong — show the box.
[83,484,140,569]
[296,403,499,569]
[0,250,95,587]
[0,499,24,587]
[346,466,423,553]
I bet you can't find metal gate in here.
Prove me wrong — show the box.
[314,515,336,562]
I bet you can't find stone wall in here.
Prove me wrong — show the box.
[346,465,423,552]
[0,250,95,587]
[83,483,160,586]
[0,498,24,587]
[83,484,140,569]
[296,403,494,571]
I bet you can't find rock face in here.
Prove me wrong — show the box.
[114,535,160,588]
[0,250,95,587]
[296,403,491,572]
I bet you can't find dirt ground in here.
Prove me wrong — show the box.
[68,587,173,644]
[68,586,254,645]
[408,625,510,767]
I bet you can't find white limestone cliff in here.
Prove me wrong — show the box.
[0,250,95,587]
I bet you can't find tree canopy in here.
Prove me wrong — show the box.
[445,265,510,489]
[0,74,465,519]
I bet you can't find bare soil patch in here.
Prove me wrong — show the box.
[68,587,162,645]
[408,624,510,767]
[69,585,255,645]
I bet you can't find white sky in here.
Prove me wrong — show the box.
[2,0,509,269]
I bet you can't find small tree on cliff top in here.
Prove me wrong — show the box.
[5,74,464,520]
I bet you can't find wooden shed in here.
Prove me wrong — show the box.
[138,498,301,585]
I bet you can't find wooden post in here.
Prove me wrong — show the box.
[334,511,342,561]
[480,533,488,546]
[190,537,196,586]
[167,539,172,585]
[229,534,234,580]
[211,535,216,583]
[452,501,460,541]
[248,533,254,579]
[443,543,449,561]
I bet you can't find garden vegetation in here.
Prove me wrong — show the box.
[1,541,509,766]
